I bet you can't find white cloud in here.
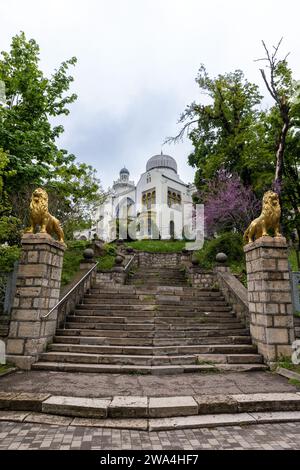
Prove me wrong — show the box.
[1,0,299,187]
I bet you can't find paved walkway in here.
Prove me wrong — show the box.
[0,370,297,397]
[0,421,299,449]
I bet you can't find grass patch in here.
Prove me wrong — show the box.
[61,240,90,286]
[276,356,300,374]
[0,364,14,374]
[289,378,300,387]
[125,239,186,253]
[96,243,116,271]
[196,358,216,365]
[289,248,299,271]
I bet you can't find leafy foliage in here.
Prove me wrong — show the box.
[0,245,20,272]
[196,232,244,269]
[96,243,117,271]
[170,48,300,242]
[61,240,90,286]
[201,169,260,235]
[0,32,103,239]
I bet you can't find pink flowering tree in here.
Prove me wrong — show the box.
[201,169,260,236]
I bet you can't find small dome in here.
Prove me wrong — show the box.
[146,153,177,173]
[120,167,129,175]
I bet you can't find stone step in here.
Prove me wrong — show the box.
[75,304,233,312]
[74,309,235,318]
[3,392,300,422]
[65,317,242,336]
[65,315,242,326]
[83,296,228,306]
[91,287,222,297]
[38,351,263,366]
[57,327,250,338]
[40,351,256,366]
[70,311,236,319]
[32,361,268,374]
[54,334,253,346]
[49,343,257,355]
[66,314,242,326]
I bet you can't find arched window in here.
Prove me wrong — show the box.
[169,220,175,239]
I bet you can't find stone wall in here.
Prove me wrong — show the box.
[187,268,217,289]
[97,270,126,285]
[6,233,65,369]
[216,269,249,327]
[244,236,295,364]
[137,251,191,268]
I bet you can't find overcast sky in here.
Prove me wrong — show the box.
[1,0,300,189]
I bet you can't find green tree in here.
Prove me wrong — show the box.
[0,32,103,239]
[167,65,273,192]
[0,32,77,194]
[256,39,300,243]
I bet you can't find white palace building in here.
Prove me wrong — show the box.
[75,152,196,242]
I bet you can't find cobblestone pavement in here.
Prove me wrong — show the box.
[0,421,299,450]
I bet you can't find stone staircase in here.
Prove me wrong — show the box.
[33,266,266,374]
[127,267,188,286]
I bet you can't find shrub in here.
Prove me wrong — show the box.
[196,232,244,269]
[0,216,22,245]
[0,245,21,272]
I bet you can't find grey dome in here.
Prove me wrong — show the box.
[120,167,129,175]
[146,154,177,173]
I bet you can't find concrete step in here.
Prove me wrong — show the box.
[32,361,268,374]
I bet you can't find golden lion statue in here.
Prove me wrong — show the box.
[243,190,282,244]
[26,188,65,244]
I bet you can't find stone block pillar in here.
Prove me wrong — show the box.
[6,233,66,369]
[244,236,295,364]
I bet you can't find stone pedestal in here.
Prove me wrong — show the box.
[6,233,66,369]
[244,236,295,364]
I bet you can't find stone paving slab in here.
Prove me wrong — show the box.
[42,396,111,418]
[0,370,297,397]
[148,413,256,431]
[24,412,73,426]
[71,417,148,430]
[10,392,51,412]
[0,411,29,422]
[250,411,300,423]
[149,396,198,418]
[232,392,300,412]
[195,394,239,414]
[109,396,148,418]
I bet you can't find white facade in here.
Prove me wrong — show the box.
[75,153,196,241]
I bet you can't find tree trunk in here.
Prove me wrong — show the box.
[274,118,290,193]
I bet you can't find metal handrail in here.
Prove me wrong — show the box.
[40,262,98,320]
[124,253,136,272]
